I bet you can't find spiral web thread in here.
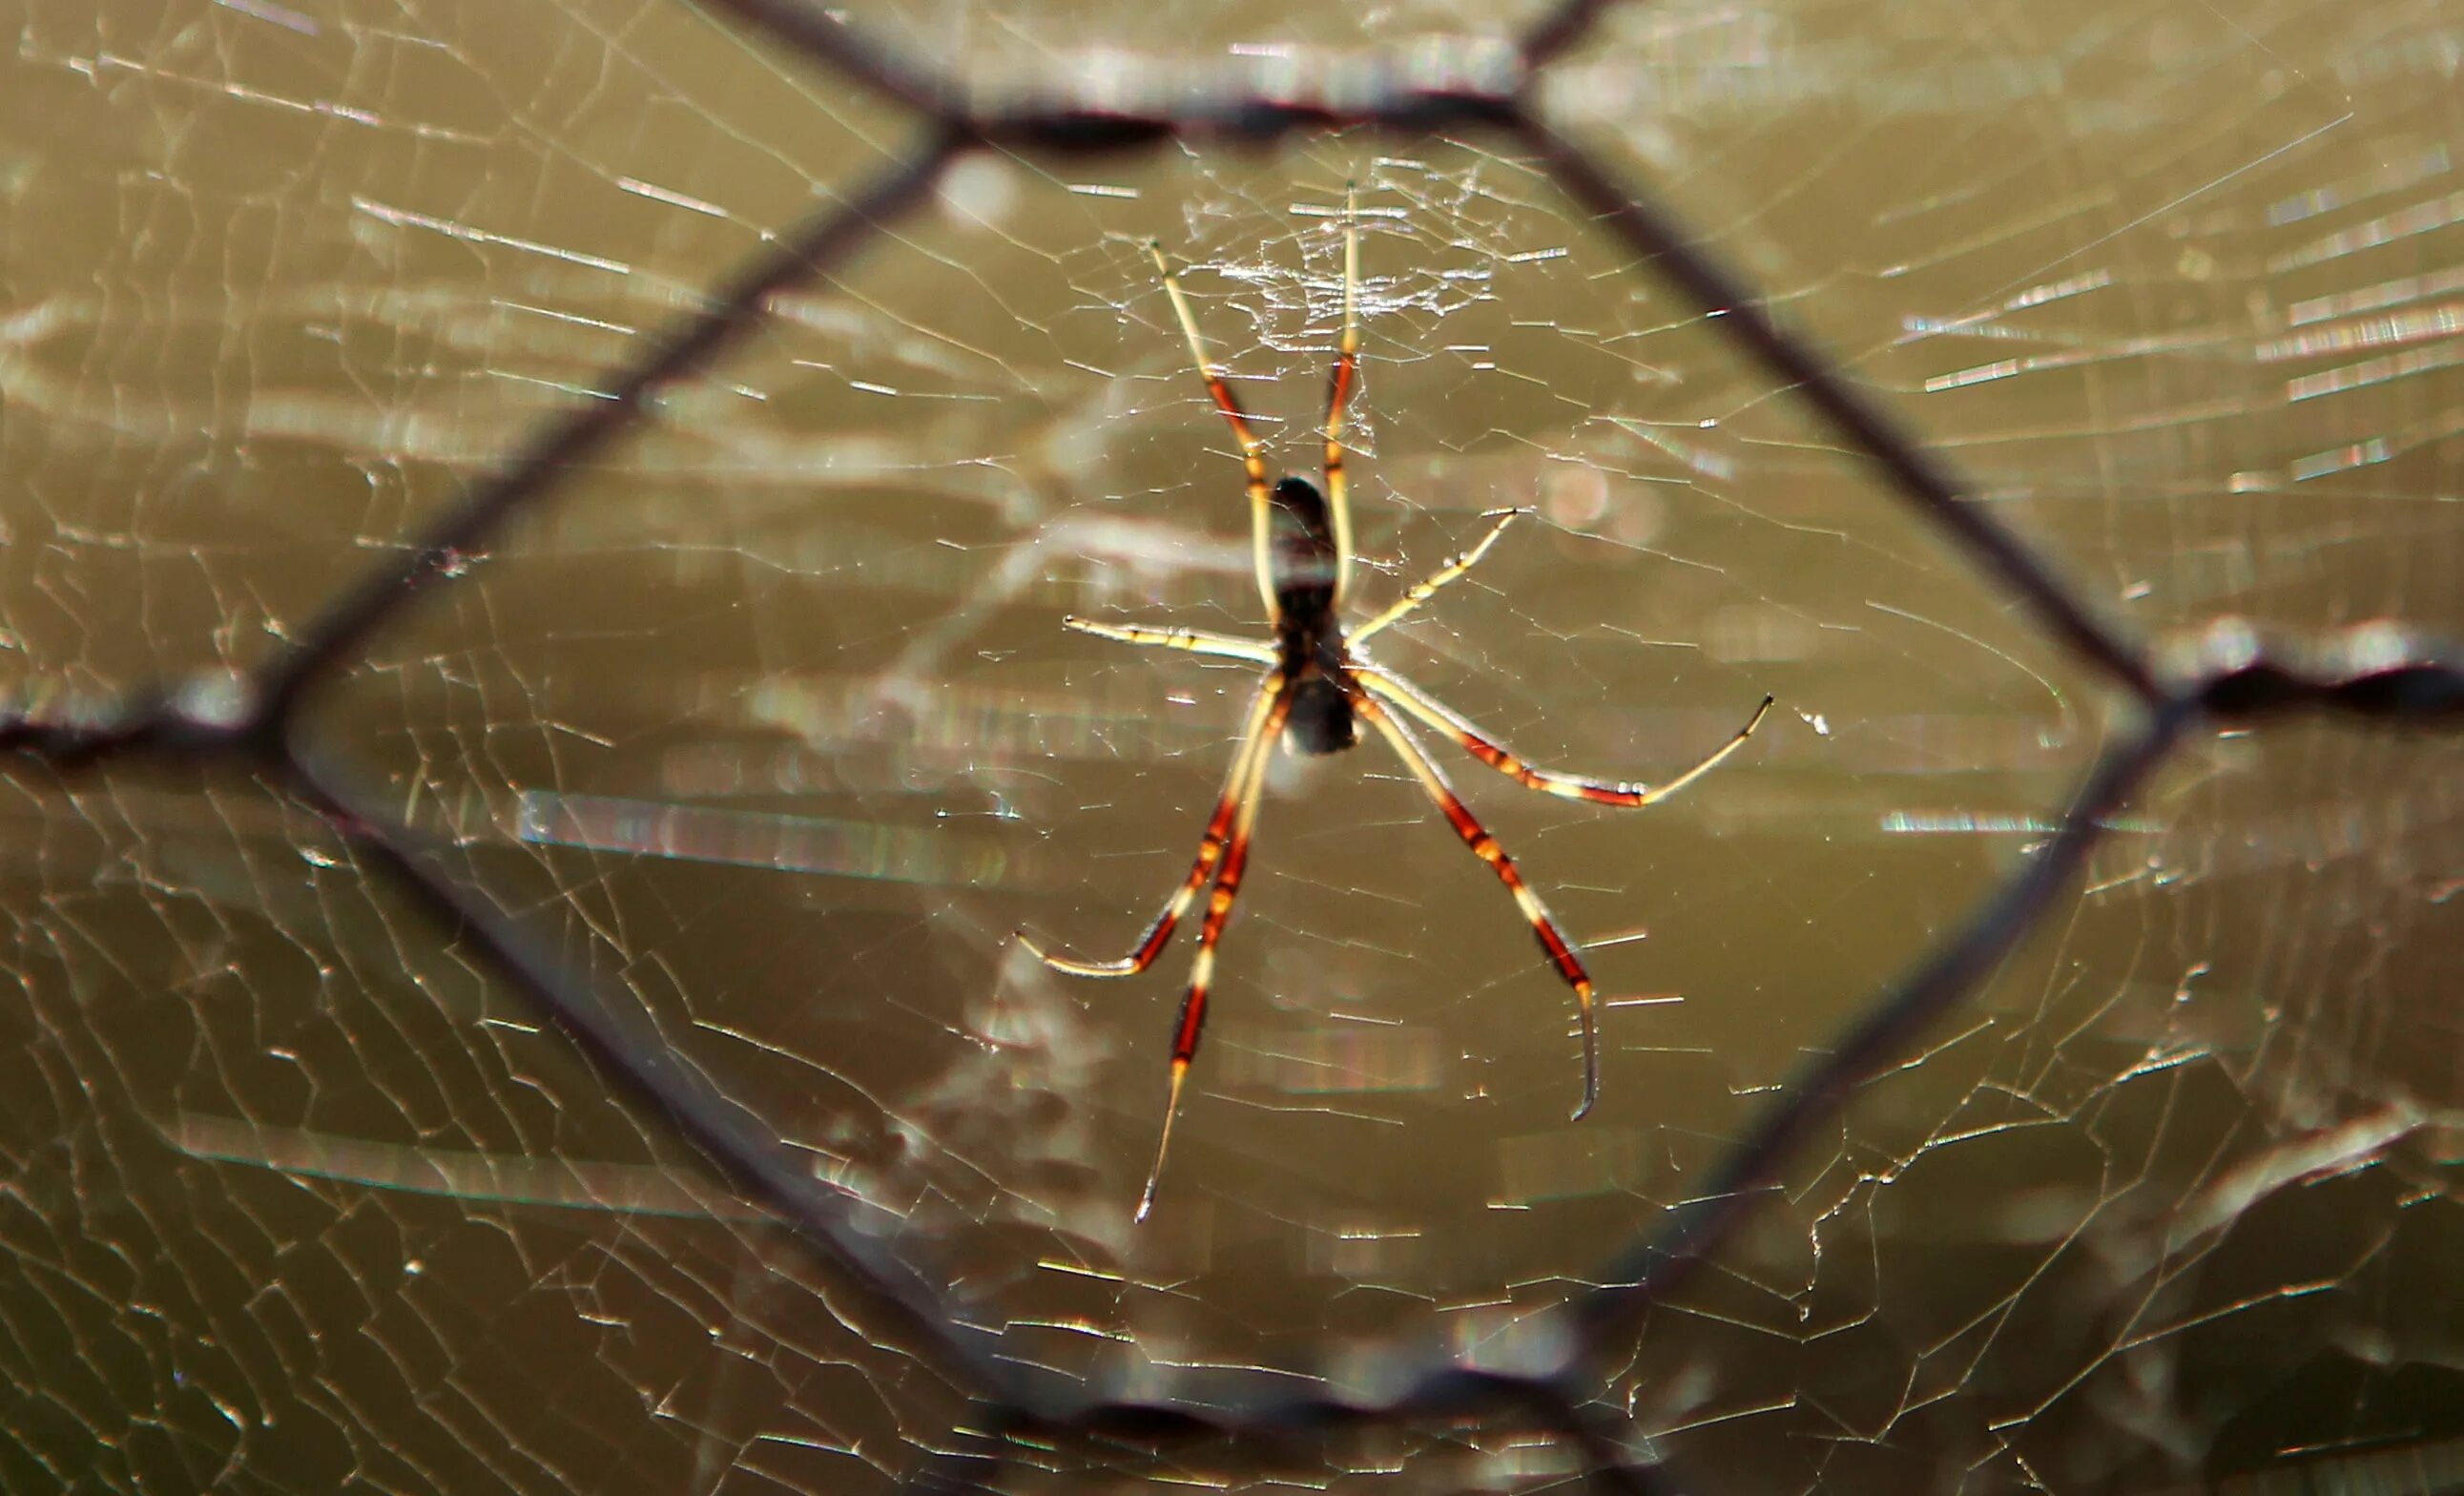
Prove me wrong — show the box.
[4,3,2459,1491]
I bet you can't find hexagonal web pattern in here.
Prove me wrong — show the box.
[1,2,2459,1493]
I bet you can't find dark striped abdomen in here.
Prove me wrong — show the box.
[1267,476,1356,756]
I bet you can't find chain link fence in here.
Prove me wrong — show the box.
[4,2,2459,1491]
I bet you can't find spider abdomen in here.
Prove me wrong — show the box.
[1265,473,1357,756]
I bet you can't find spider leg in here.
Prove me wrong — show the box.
[1352,688,1603,1121]
[1149,241,1281,620]
[1322,181,1361,605]
[1358,665,1772,807]
[1061,616,1276,665]
[1139,688,1293,1222]
[1348,508,1527,645]
[1018,680,1282,977]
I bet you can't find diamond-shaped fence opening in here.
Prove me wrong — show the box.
[2,2,2459,1492]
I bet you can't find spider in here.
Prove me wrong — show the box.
[1023,189,1773,1220]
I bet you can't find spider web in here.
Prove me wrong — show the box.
[0,0,2459,1491]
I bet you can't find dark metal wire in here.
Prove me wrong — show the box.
[3,2,2457,1490]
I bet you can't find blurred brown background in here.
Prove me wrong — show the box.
[0,0,2458,1490]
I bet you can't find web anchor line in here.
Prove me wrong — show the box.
[0,1,2456,1491]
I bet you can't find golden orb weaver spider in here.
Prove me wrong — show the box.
[1023,187,1774,1220]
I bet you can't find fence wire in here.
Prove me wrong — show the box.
[4,3,2458,1491]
